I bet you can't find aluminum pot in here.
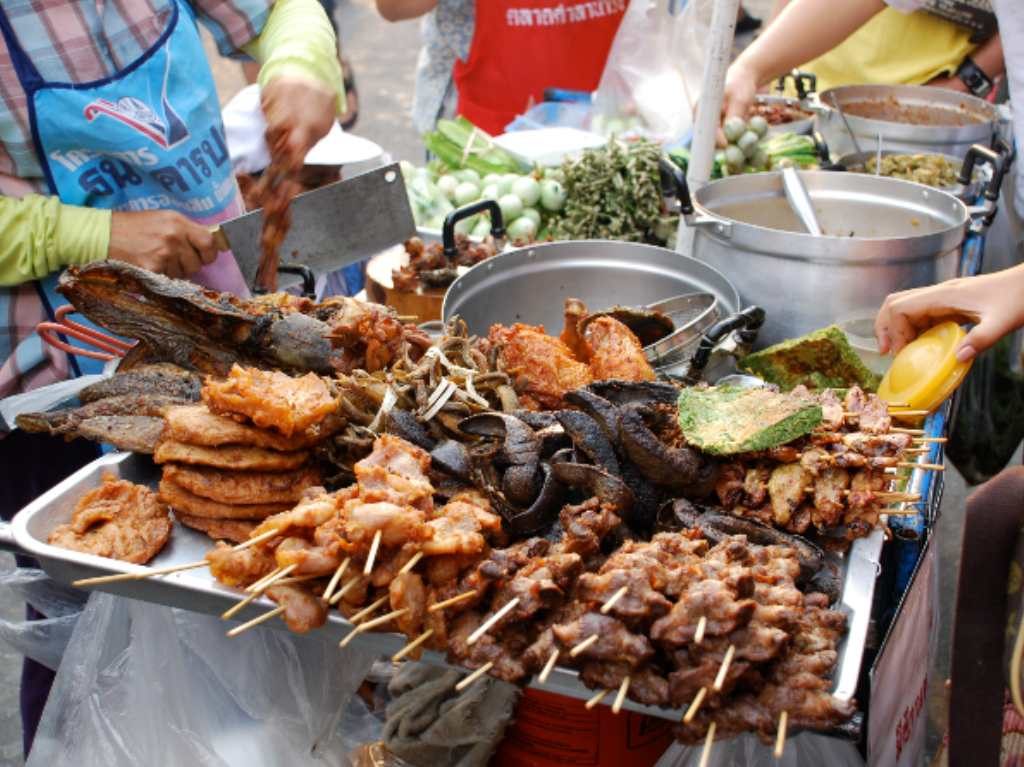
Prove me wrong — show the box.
[440,240,753,375]
[680,170,985,347]
[808,83,1004,159]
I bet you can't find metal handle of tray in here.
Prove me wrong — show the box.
[0,520,20,554]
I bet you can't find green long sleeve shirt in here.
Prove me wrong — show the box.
[0,0,343,288]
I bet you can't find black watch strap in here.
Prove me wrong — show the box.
[957,57,993,98]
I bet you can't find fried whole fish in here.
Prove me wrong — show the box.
[17,394,189,435]
[78,364,201,403]
[58,261,424,375]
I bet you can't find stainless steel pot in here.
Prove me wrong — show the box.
[680,170,986,347]
[440,240,752,375]
[808,84,1004,159]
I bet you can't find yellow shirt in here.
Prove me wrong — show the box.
[793,8,977,92]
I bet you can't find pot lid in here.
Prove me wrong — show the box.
[877,321,972,413]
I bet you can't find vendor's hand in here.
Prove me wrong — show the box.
[261,74,338,172]
[719,61,760,144]
[874,266,1024,362]
[108,210,217,278]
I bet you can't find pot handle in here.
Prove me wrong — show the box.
[775,70,817,100]
[276,265,317,298]
[959,144,1007,203]
[658,156,694,216]
[442,199,506,259]
[685,305,766,383]
[813,130,831,164]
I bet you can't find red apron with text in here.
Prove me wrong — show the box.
[453,0,626,135]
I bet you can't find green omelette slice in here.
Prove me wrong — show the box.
[739,325,881,392]
[677,386,822,456]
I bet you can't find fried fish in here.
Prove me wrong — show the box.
[153,440,309,471]
[162,463,321,505]
[173,511,256,544]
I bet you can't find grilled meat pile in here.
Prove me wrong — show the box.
[210,434,854,744]
[391,235,497,292]
[714,387,915,539]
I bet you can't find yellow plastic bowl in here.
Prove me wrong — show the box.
[878,321,973,413]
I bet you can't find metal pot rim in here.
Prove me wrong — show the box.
[689,170,968,259]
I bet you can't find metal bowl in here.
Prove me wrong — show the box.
[441,240,740,341]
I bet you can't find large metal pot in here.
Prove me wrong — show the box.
[809,84,1004,159]
[681,170,982,347]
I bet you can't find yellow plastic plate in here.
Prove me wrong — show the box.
[878,321,973,413]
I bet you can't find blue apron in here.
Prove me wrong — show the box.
[0,0,247,384]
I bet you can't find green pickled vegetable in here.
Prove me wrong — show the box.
[512,176,541,207]
[498,193,524,221]
[454,181,480,206]
[539,179,566,212]
[723,116,747,143]
[507,216,538,241]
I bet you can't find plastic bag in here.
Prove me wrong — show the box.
[591,0,711,143]
[0,567,86,671]
[27,593,379,766]
[655,732,864,767]
[947,330,1024,485]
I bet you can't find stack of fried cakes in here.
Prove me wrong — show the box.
[156,365,341,542]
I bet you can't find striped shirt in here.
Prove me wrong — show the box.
[0,0,271,401]
[0,0,273,197]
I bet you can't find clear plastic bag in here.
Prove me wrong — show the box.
[0,567,86,671]
[655,732,864,767]
[591,0,712,144]
[26,593,379,766]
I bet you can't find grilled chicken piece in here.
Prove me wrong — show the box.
[265,583,327,634]
[767,464,810,527]
[812,467,850,528]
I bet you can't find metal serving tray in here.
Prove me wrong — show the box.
[3,450,882,722]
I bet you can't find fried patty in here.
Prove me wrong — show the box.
[158,477,290,520]
[49,475,171,563]
[162,463,321,505]
[173,511,256,544]
[154,440,309,471]
[163,405,327,451]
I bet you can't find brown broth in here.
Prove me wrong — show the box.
[842,98,986,127]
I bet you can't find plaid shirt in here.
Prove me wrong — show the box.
[0,0,270,400]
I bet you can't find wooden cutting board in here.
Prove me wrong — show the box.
[365,246,445,322]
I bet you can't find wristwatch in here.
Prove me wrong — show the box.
[956,57,993,98]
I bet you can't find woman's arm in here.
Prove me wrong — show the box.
[723,0,887,119]
[375,0,438,22]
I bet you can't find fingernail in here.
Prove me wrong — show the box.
[955,345,975,363]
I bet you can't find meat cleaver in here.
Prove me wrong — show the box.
[211,163,416,292]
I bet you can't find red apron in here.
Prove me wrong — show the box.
[453,0,626,135]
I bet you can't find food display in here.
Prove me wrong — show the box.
[751,100,814,126]
[20,262,945,758]
[852,153,960,188]
[670,127,819,180]
[390,235,498,293]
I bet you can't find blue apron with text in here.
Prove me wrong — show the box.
[0,0,246,384]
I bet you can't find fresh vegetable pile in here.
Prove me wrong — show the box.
[670,121,820,179]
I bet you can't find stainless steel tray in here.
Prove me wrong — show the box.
[6,451,882,721]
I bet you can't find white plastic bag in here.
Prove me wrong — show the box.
[0,567,86,671]
[27,593,379,766]
[592,0,713,143]
[656,732,864,767]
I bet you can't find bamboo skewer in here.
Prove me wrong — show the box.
[892,427,925,435]
[585,689,610,709]
[247,563,296,593]
[713,645,735,691]
[684,687,707,723]
[600,585,629,614]
[349,594,389,624]
[322,558,351,601]
[455,662,494,691]
[398,551,424,575]
[538,649,560,684]
[329,575,364,606]
[898,462,944,471]
[234,528,279,551]
[339,607,409,648]
[226,605,284,637]
[73,559,208,587]
[914,436,946,444]
[392,629,434,663]
[467,597,520,645]
[612,676,630,715]
[774,710,788,759]
[570,633,599,657]
[694,616,707,645]
[428,590,478,613]
[364,529,382,575]
[222,589,262,620]
[698,722,716,767]
[275,574,321,587]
